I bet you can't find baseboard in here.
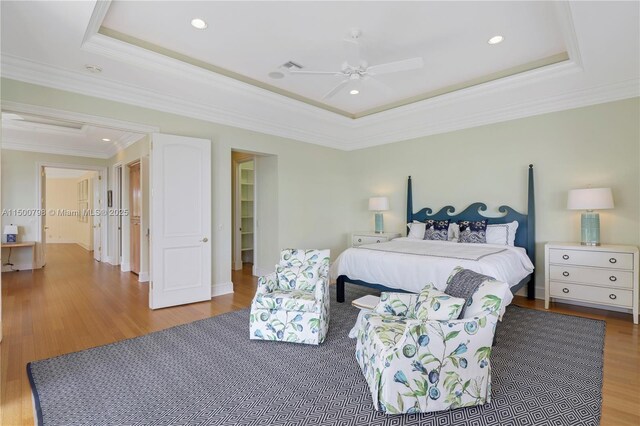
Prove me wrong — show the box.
[253,266,273,277]
[120,261,131,272]
[78,243,92,251]
[212,281,234,297]
[138,271,150,282]
[2,263,35,272]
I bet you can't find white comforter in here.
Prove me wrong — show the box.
[331,237,535,307]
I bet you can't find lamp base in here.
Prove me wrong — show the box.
[580,211,600,246]
[374,213,384,234]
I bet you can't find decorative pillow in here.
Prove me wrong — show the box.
[458,220,488,244]
[407,221,426,240]
[486,221,519,246]
[424,220,450,241]
[444,266,496,318]
[414,283,464,321]
[444,266,509,319]
[448,223,460,242]
[275,263,320,291]
[374,292,416,317]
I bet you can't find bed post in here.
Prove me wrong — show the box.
[527,164,536,299]
[336,276,345,303]
[407,176,413,225]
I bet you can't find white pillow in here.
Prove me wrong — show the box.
[448,223,459,242]
[486,221,519,246]
[407,221,426,239]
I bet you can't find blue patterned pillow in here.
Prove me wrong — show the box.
[458,220,487,244]
[424,220,450,241]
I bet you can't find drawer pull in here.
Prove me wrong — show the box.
[562,254,569,260]
[358,238,362,243]
[562,271,570,277]
[562,288,569,294]
[609,294,617,300]
[376,240,381,243]
[609,276,617,282]
[609,258,617,264]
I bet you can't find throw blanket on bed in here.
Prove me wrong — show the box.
[355,239,507,261]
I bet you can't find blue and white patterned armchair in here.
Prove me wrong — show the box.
[249,249,330,345]
[355,289,504,414]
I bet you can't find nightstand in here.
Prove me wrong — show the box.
[351,232,401,247]
[545,242,639,324]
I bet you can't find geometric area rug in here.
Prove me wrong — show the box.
[27,284,605,426]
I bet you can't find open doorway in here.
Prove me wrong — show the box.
[41,167,99,266]
[232,151,256,277]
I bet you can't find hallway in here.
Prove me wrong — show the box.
[1,244,257,425]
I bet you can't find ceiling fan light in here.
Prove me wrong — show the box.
[191,18,208,30]
[349,89,360,95]
[487,35,504,45]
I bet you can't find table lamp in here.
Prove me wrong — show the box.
[368,197,389,234]
[567,188,614,246]
[4,224,18,243]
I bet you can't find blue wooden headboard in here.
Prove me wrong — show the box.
[406,165,536,298]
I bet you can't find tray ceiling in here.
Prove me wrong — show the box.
[100,1,569,118]
[0,1,638,151]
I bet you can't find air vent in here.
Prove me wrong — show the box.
[281,61,303,70]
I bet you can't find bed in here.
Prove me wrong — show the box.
[332,164,536,303]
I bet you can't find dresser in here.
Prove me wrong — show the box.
[351,232,401,247]
[545,242,639,323]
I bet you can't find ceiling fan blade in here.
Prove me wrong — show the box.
[343,37,361,67]
[363,76,394,96]
[367,57,424,76]
[288,70,343,76]
[323,79,350,99]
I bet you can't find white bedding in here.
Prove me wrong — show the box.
[331,237,535,309]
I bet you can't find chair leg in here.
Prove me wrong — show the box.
[337,276,345,303]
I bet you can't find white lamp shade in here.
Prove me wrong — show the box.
[368,196,389,211]
[567,188,614,210]
[3,225,18,235]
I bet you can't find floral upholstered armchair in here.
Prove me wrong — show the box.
[250,249,330,345]
[355,281,506,414]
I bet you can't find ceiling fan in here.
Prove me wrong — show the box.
[287,29,424,99]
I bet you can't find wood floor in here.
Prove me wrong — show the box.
[1,243,638,425]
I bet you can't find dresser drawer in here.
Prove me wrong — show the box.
[549,249,633,270]
[549,281,633,307]
[549,265,634,289]
[352,235,386,246]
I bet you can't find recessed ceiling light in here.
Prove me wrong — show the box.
[85,64,102,73]
[102,138,111,142]
[191,18,208,30]
[350,89,360,95]
[487,35,504,45]
[268,71,285,79]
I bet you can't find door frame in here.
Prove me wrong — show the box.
[111,162,124,266]
[35,162,109,266]
[232,155,258,275]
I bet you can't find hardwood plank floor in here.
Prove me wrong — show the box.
[1,244,257,425]
[1,244,638,425]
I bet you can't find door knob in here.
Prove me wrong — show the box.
[200,237,209,242]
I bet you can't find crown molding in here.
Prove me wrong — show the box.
[1,138,112,159]
[344,78,640,150]
[1,100,160,134]
[1,54,348,150]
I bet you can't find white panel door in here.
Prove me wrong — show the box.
[150,133,212,309]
